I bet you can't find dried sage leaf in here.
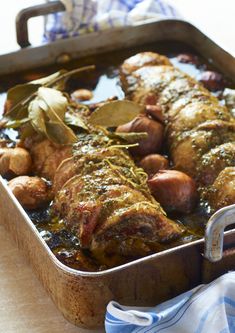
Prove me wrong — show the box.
[89,100,145,127]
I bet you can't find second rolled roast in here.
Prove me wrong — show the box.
[120,52,235,210]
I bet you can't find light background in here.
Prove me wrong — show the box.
[0,0,235,55]
[0,1,234,332]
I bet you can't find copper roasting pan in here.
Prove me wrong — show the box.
[0,12,235,329]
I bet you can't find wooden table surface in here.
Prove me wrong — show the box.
[0,1,234,332]
[0,225,99,333]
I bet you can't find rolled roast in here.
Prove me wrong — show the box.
[120,52,235,211]
[53,126,183,266]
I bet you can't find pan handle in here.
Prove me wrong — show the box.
[15,1,66,48]
[204,204,235,262]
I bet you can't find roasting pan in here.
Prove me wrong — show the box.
[0,3,235,329]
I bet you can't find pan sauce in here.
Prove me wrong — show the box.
[1,41,234,271]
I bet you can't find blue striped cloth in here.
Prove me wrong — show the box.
[105,272,235,333]
[44,0,179,41]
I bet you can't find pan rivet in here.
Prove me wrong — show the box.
[56,53,71,64]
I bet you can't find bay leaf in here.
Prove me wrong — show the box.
[28,99,47,134]
[4,71,66,119]
[29,89,77,144]
[89,100,145,127]
[45,121,77,144]
[31,70,67,90]
[4,65,95,121]
[2,66,96,145]
[20,122,37,140]
[65,112,88,130]
[6,83,41,119]
[4,117,30,129]
[37,87,68,121]
[45,65,95,88]
[65,106,88,130]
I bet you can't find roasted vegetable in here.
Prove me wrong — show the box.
[120,52,235,211]
[116,115,164,157]
[0,147,32,177]
[139,154,169,177]
[8,176,49,209]
[198,70,225,91]
[148,170,198,213]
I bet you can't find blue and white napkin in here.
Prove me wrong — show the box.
[44,0,179,41]
[105,272,235,333]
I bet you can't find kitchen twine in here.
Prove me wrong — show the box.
[44,0,180,41]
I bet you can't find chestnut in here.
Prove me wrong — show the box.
[198,71,224,91]
[176,53,199,65]
[145,104,164,123]
[139,154,169,177]
[71,89,93,101]
[116,115,164,157]
[0,147,32,177]
[148,170,198,213]
[8,176,49,210]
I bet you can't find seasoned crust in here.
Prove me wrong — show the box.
[120,52,235,210]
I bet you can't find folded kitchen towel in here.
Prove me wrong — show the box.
[44,0,180,41]
[105,271,235,333]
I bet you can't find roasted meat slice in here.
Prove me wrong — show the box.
[53,127,184,266]
[167,102,230,141]
[170,121,235,178]
[205,167,235,210]
[52,157,76,194]
[120,52,235,210]
[198,142,235,185]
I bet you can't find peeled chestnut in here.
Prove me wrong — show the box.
[71,89,93,101]
[148,170,198,213]
[116,115,164,157]
[8,176,49,209]
[0,147,32,177]
[139,154,169,177]
[198,71,224,91]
